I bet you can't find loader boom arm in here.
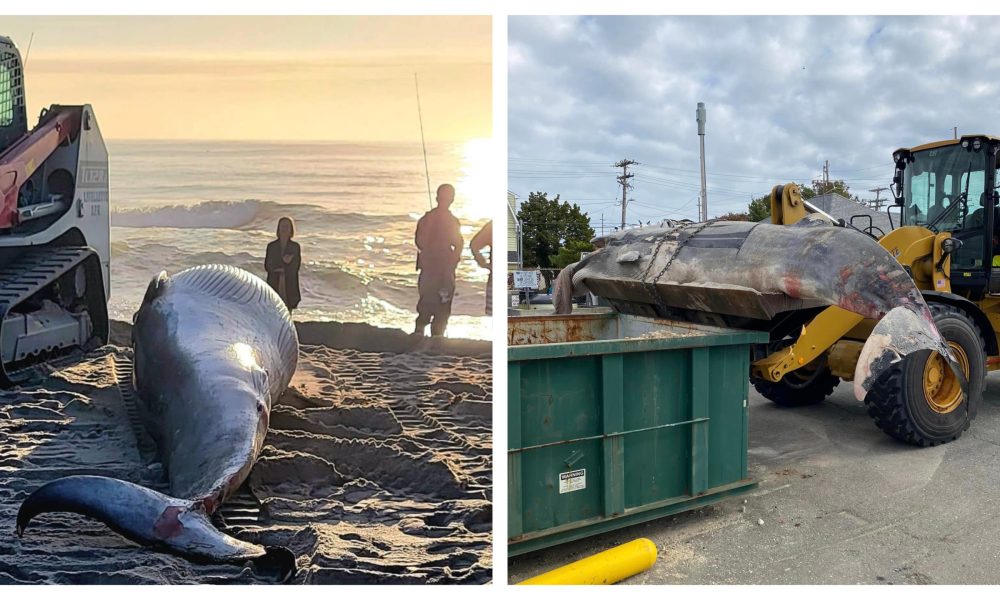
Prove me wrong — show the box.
[769,183,848,227]
[753,199,956,383]
[0,109,80,229]
[770,184,808,225]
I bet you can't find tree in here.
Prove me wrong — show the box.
[748,194,771,222]
[550,239,595,270]
[517,192,595,269]
[808,179,856,201]
[716,211,750,221]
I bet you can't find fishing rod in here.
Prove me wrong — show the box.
[23,32,34,67]
[414,72,433,209]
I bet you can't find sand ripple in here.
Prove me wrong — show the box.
[0,325,491,584]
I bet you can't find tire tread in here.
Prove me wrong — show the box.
[864,304,984,447]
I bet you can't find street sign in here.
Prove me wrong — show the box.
[513,270,540,290]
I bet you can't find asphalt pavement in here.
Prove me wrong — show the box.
[508,372,1000,584]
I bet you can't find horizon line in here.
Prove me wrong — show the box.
[105,137,488,144]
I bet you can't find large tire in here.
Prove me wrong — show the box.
[864,304,986,446]
[753,354,840,407]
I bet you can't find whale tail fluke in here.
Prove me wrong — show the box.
[17,475,295,581]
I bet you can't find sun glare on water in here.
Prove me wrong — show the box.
[455,137,497,223]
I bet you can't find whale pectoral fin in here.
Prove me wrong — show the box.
[134,271,170,329]
[141,271,170,306]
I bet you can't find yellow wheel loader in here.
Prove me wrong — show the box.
[751,136,1000,446]
[555,135,1000,447]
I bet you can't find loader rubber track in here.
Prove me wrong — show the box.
[0,246,108,387]
[111,352,159,463]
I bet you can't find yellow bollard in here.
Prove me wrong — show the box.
[517,538,658,585]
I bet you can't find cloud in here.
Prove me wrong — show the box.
[508,16,1000,224]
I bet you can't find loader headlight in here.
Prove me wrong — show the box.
[974,139,983,151]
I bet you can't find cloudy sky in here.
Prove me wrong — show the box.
[2,16,491,141]
[509,15,1000,229]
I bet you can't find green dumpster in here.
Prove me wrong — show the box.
[508,312,768,556]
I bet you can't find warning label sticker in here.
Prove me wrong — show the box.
[559,469,586,494]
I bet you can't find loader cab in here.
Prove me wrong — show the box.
[894,135,1000,297]
[0,35,27,152]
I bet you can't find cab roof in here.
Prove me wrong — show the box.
[901,135,1000,154]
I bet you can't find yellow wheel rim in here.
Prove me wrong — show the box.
[923,342,969,414]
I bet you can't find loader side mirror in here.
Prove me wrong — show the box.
[892,167,905,204]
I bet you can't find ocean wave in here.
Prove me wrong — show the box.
[111,199,413,232]
[112,200,261,229]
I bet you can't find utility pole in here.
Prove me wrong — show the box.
[517,222,523,269]
[868,186,889,211]
[696,102,708,222]
[954,126,958,140]
[601,214,605,238]
[815,159,831,195]
[614,159,638,229]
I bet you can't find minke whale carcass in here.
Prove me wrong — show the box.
[16,265,299,577]
[553,218,965,402]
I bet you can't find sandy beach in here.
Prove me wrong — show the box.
[0,321,492,584]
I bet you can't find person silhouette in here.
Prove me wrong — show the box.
[470,220,493,316]
[413,184,463,336]
[264,216,301,312]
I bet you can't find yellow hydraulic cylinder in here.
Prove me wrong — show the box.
[517,538,658,585]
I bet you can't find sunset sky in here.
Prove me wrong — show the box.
[2,16,491,141]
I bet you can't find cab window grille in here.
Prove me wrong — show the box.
[0,51,24,127]
[0,44,26,147]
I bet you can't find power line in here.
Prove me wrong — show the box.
[512,157,893,181]
[508,173,614,180]
[512,159,895,217]
[509,168,616,174]
[633,175,756,199]
[509,156,607,164]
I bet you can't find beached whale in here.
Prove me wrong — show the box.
[553,219,964,400]
[16,265,299,575]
